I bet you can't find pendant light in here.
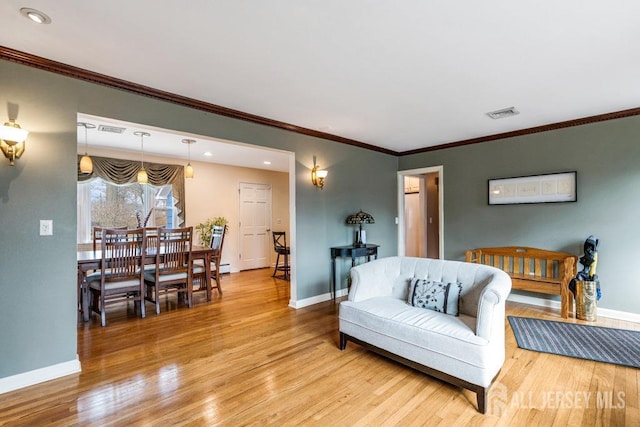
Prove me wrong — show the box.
[134,131,150,184]
[77,122,96,174]
[182,138,196,179]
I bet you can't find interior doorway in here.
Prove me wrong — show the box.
[76,113,298,307]
[398,166,443,259]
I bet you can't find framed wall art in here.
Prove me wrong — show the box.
[488,171,577,205]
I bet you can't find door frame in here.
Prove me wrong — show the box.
[397,166,444,259]
[235,151,297,307]
[286,152,297,305]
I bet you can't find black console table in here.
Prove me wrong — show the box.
[330,244,379,302]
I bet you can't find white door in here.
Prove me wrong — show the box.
[404,175,427,258]
[404,192,422,257]
[239,182,272,270]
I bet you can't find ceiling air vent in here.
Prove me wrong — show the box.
[98,124,126,134]
[486,107,519,120]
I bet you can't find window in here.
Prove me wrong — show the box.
[77,178,177,243]
[76,154,185,243]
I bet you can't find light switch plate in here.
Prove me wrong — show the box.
[40,220,53,236]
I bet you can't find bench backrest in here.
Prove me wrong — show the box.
[465,246,576,285]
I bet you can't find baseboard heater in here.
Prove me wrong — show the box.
[220,263,231,274]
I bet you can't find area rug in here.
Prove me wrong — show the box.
[508,316,640,368]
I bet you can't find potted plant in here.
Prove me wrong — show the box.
[195,216,229,246]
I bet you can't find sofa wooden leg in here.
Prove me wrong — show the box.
[339,332,347,350]
[477,387,488,414]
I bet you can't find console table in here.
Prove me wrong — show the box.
[330,244,379,302]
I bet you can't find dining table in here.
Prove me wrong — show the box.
[77,245,213,322]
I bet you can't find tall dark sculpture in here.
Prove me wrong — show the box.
[569,235,601,300]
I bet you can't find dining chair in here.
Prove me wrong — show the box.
[93,225,127,251]
[86,226,128,315]
[193,225,227,296]
[86,227,146,326]
[272,231,290,280]
[144,226,193,314]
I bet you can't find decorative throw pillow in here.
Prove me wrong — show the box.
[407,278,462,316]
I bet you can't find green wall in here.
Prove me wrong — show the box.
[6,51,637,384]
[400,116,640,314]
[0,59,398,380]
[0,64,79,377]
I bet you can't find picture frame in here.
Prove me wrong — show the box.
[488,171,577,205]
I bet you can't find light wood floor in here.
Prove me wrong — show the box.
[1,269,638,426]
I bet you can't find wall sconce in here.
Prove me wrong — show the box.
[0,119,29,166]
[311,165,328,189]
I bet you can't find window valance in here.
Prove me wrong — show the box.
[77,155,185,226]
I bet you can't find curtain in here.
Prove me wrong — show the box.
[77,155,185,226]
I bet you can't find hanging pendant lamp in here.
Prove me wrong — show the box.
[182,138,196,179]
[77,122,96,173]
[134,131,150,184]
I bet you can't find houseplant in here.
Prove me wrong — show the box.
[195,216,229,246]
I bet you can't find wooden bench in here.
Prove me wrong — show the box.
[465,247,577,318]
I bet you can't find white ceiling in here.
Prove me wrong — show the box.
[2,1,640,154]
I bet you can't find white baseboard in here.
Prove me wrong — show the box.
[0,356,81,395]
[290,288,349,309]
[507,294,640,323]
[290,289,639,323]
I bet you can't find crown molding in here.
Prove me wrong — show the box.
[2,45,639,158]
[0,45,397,156]
[399,106,640,156]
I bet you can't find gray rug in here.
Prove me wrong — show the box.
[508,316,640,368]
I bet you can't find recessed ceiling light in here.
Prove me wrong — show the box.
[20,8,52,24]
[263,161,271,165]
[203,152,213,157]
[486,107,519,120]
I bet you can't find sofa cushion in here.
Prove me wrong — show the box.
[340,296,488,356]
[339,296,497,387]
[408,278,462,316]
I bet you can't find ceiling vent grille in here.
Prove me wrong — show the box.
[98,125,126,133]
[486,107,519,119]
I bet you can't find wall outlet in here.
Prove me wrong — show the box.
[40,220,53,236]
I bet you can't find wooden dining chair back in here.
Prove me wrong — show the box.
[93,225,127,251]
[143,227,159,255]
[210,225,227,288]
[144,226,193,314]
[210,225,226,255]
[193,225,227,296]
[87,227,146,326]
[272,231,290,280]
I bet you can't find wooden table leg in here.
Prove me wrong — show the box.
[78,267,90,322]
[331,257,336,302]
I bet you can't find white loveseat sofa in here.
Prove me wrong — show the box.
[339,256,511,413]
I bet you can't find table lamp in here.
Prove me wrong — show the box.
[346,210,375,247]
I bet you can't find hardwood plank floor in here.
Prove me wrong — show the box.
[1,268,638,426]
